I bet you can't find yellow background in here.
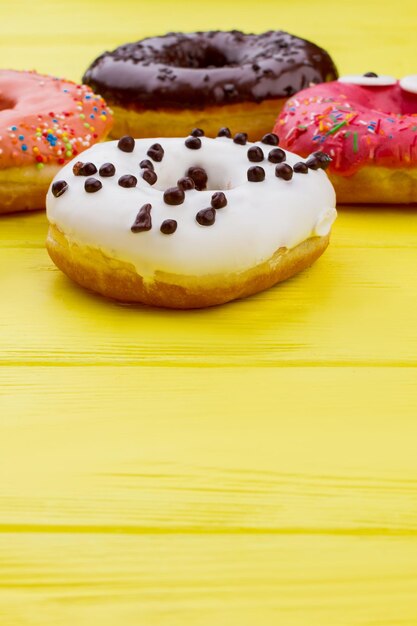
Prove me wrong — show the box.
[1,1,417,624]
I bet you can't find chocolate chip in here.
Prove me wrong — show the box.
[305,157,320,170]
[177,176,195,191]
[247,166,265,182]
[131,203,152,233]
[293,162,309,174]
[217,127,231,138]
[84,177,102,192]
[117,136,135,153]
[118,174,137,188]
[81,162,97,176]
[187,166,208,191]
[309,151,332,170]
[73,161,97,176]
[163,186,185,205]
[72,161,84,176]
[160,219,178,234]
[363,71,378,77]
[211,191,227,209]
[196,208,216,226]
[268,148,286,163]
[261,133,279,146]
[191,128,204,137]
[233,132,248,145]
[139,159,154,171]
[142,169,157,185]
[247,146,264,162]
[99,162,115,177]
[51,180,68,197]
[185,136,202,150]
[275,163,293,180]
[147,143,164,162]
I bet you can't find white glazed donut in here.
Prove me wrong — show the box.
[399,75,417,95]
[46,130,336,308]
[338,73,396,87]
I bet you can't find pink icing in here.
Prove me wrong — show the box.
[275,81,417,176]
[0,70,113,170]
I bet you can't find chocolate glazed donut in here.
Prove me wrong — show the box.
[83,30,338,140]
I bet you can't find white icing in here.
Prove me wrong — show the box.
[46,137,336,279]
[338,74,396,87]
[399,75,417,95]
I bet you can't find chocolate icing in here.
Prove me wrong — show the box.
[82,30,338,110]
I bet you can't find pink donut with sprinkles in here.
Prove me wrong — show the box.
[275,73,417,203]
[0,70,113,213]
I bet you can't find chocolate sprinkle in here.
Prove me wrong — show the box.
[191,128,205,137]
[187,166,208,191]
[268,148,286,163]
[84,177,103,192]
[147,143,164,162]
[275,163,293,180]
[160,219,178,234]
[73,161,97,176]
[217,127,232,138]
[117,135,135,152]
[233,132,248,145]
[211,191,227,209]
[363,71,378,77]
[118,174,138,188]
[185,136,202,150]
[139,159,154,170]
[51,180,68,198]
[163,186,185,205]
[142,169,157,185]
[99,162,116,177]
[261,133,279,146]
[177,176,195,191]
[293,162,309,174]
[247,166,265,182]
[131,203,152,232]
[247,146,264,162]
[196,207,216,226]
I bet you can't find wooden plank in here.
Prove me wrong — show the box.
[1,238,416,365]
[1,365,417,624]
[1,533,417,626]
[1,366,416,530]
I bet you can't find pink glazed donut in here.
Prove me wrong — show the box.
[275,73,417,203]
[0,70,113,213]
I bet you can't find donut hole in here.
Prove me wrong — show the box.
[0,95,15,111]
[162,41,232,69]
[152,162,238,192]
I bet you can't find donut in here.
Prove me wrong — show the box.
[82,30,338,142]
[46,130,336,308]
[0,70,113,214]
[275,72,417,203]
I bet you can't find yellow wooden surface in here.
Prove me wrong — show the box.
[1,1,417,624]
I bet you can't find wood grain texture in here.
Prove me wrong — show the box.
[1,0,417,624]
